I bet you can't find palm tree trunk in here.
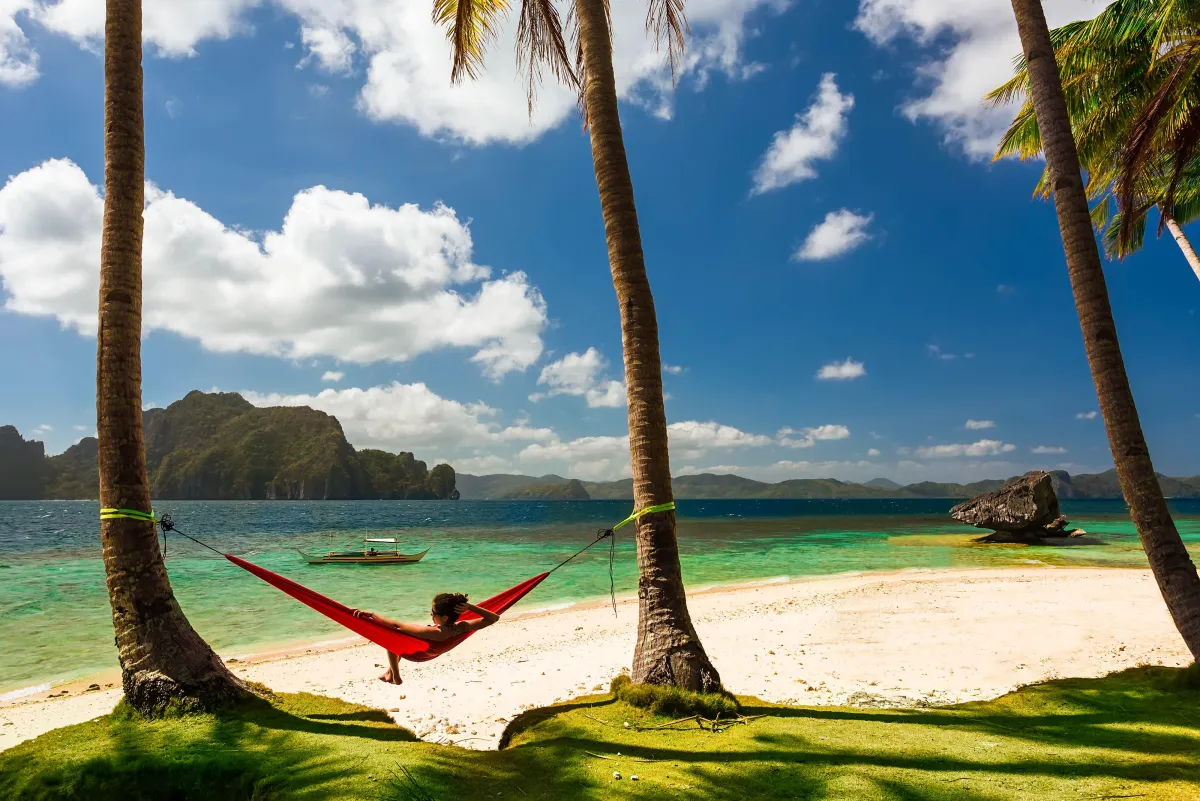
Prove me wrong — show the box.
[1163,216,1200,283]
[99,0,244,713]
[1011,0,1200,658]
[575,0,720,690]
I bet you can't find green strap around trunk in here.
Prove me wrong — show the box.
[99,507,157,522]
[611,501,675,531]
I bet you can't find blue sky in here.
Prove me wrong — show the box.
[0,0,1194,483]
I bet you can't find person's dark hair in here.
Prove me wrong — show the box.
[432,592,468,622]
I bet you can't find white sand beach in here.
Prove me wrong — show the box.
[0,566,1190,752]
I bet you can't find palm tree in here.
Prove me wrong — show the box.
[1093,161,1200,279]
[98,0,243,713]
[433,0,721,690]
[991,0,1200,281]
[1008,0,1200,658]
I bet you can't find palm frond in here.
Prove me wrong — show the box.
[989,0,1200,259]
[1159,104,1200,232]
[1117,38,1197,247]
[1092,194,1115,234]
[1103,207,1150,258]
[432,0,511,83]
[645,0,689,84]
[993,101,1042,162]
[985,72,1027,108]
[516,0,578,116]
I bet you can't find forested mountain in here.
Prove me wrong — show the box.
[4,391,457,501]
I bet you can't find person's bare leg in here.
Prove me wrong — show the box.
[379,650,403,685]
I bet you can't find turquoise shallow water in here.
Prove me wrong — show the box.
[2,498,1198,693]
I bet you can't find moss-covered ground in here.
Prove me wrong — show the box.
[2,666,1198,800]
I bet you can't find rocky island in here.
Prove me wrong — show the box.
[950,471,1086,542]
[0,391,458,501]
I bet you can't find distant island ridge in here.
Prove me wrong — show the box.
[458,469,1200,500]
[4,390,1199,501]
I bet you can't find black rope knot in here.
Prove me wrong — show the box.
[154,513,224,558]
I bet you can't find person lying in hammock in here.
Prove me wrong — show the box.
[351,592,499,685]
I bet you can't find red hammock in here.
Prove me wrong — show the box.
[226,555,549,662]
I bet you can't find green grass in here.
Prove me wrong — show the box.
[609,673,740,718]
[2,667,1199,800]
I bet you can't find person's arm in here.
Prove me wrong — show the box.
[455,602,500,633]
[351,610,454,641]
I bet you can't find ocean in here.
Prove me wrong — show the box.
[2,498,1198,694]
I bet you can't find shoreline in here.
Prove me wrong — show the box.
[0,562,1079,700]
[0,564,1189,752]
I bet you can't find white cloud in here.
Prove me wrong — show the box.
[752,73,854,195]
[164,97,183,119]
[926,344,956,361]
[519,435,632,481]
[519,420,774,481]
[685,456,1112,484]
[854,0,1109,159]
[965,419,995,430]
[447,453,519,475]
[321,371,345,383]
[688,460,883,483]
[0,159,547,379]
[915,439,1016,459]
[35,0,262,58]
[667,420,774,457]
[284,0,784,145]
[663,364,685,375]
[243,382,556,455]
[237,380,1101,483]
[33,423,51,433]
[1075,411,1099,420]
[778,424,851,448]
[816,358,866,381]
[531,348,626,409]
[1031,445,1067,454]
[8,0,781,144]
[72,424,88,432]
[794,209,873,261]
[298,23,355,73]
[0,2,38,87]
[583,381,626,409]
[996,283,1016,295]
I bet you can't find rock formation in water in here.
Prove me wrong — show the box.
[0,426,46,500]
[949,471,1085,541]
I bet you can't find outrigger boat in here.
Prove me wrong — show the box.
[300,537,430,566]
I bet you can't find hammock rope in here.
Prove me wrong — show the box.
[100,501,677,660]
